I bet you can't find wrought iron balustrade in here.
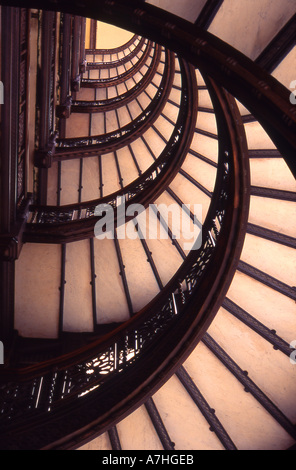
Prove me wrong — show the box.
[2,0,295,450]
[0,114,236,423]
[55,48,175,156]
[85,37,148,70]
[81,39,154,89]
[0,69,250,449]
[85,34,140,56]
[71,42,161,113]
[24,56,196,241]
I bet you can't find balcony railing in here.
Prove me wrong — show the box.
[0,73,250,449]
[0,0,295,450]
[24,56,197,243]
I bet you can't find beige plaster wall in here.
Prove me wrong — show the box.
[15,243,61,338]
[147,0,208,23]
[16,16,296,451]
[273,46,296,89]
[184,340,296,450]
[209,0,296,60]
[96,22,134,50]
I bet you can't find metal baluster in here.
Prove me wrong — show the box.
[113,229,134,317]
[128,143,142,177]
[98,153,103,198]
[108,426,122,450]
[134,219,163,291]
[145,398,175,450]
[202,333,296,441]
[176,366,237,450]
[90,238,97,331]
[150,204,186,261]
[58,244,67,337]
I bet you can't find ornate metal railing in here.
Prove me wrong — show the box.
[81,38,153,89]
[55,49,174,154]
[0,72,250,449]
[1,0,294,450]
[35,44,173,170]
[71,42,160,113]
[85,37,147,70]
[85,34,140,56]
[24,57,197,243]
[23,0,295,176]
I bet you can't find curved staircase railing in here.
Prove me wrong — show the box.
[55,49,175,156]
[71,42,161,113]
[0,73,250,449]
[0,0,295,451]
[85,37,147,70]
[13,0,294,175]
[24,57,198,243]
[85,34,140,56]
[81,38,152,88]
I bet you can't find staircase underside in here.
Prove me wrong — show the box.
[0,0,295,451]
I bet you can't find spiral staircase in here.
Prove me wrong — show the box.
[0,0,295,451]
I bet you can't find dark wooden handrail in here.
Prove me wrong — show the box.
[85,37,147,70]
[24,58,197,243]
[85,34,140,55]
[71,42,160,113]
[0,75,250,450]
[0,0,294,450]
[81,38,153,89]
[3,0,293,176]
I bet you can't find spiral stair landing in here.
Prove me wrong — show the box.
[0,1,295,451]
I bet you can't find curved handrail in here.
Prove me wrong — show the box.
[0,75,250,450]
[71,42,160,113]
[85,34,140,55]
[24,58,197,243]
[54,48,175,158]
[81,38,153,89]
[0,0,294,449]
[85,37,147,70]
[5,0,293,175]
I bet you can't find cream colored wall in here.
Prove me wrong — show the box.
[96,22,134,50]
[249,197,296,238]
[79,432,112,451]
[63,239,94,333]
[272,45,296,89]
[85,18,91,49]
[184,337,296,450]
[93,237,131,324]
[15,243,61,339]
[147,0,208,23]
[15,15,296,451]
[209,0,296,60]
